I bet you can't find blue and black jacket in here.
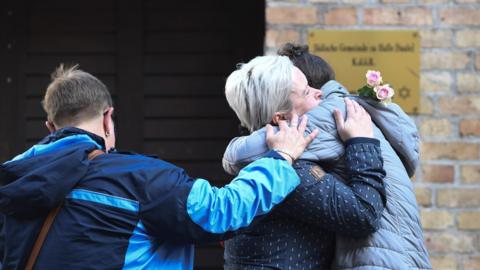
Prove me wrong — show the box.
[0,128,300,270]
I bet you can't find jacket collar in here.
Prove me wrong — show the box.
[321,80,349,99]
[39,127,106,150]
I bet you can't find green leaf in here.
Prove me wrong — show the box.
[357,85,380,101]
[357,85,373,97]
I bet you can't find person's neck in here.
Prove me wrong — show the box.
[66,118,105,142]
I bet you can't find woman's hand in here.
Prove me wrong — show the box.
[334,98,374,142]
[266,114,319,164]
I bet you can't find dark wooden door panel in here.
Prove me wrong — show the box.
[25,120,47,141]
[144,140,228,161]
[144,75,225,96]
[29,10,115,33]
[145,32,231,53]
[28,34,116,53]
[146,11,230,31]
[144,119,238,139]
[25,55,116,75]
[25,98,44,118]
[5,1,264,269]
[144,0,224,10]
[144,97,235,118]
[29,0,114,9]
[144,54,234,75]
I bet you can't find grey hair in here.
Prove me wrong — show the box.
[225,55,294,133]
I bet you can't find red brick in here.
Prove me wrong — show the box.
[324,8,356,25]
[460,120,480,137]
[440,8,480,25]
[425,232,476,253]
[461,165,480,184]
[265,29,300,48]
[464,256,480,270]
[421,142,478,160]
[420,30,452,48]
[420,72,452,93]
[308,0,337,2]
[364,8,432,25]
[420,119,451,137]
[437,188,480,207]
[422,165,454,183]
[456,29,480,47]
[476,53,480,70]
[430,256,457,270]
[414,186,432,207]
[457,72,480,93]
[421,52,470,70]
[420,209,454,229]
[439,96,480,116]
[418,96,434,115]
[341,0,369,2]
[419,0,448,2]
[381,0,411,2]
[267,7,318,25]
[458,211,480,230]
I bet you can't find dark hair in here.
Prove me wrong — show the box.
[277,43,335,89]
[42,64,113,127]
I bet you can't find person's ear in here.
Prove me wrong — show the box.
[271,112,287,125]
[103,107,114,137]
[45,121,56,133]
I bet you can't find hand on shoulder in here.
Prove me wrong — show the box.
[333,98,374,142]
[265,114,319,164]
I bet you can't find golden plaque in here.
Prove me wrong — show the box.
[308,30,420,114]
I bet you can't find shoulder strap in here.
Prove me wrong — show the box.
[88,149,105,161]
[24,149,105,270]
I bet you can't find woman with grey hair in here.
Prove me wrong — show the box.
[223,55,387,269]
[225,56,298,133]
[223,46,430,269]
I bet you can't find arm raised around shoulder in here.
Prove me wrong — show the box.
[140,154,300,243]
[222,128,270,175]
[223,99,350,174]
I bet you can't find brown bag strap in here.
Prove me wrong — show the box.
[87,149,105,161]
[25,149,105,270]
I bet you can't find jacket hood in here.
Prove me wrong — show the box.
[321,80,419,177]
[0,128,104,218]
[321,80,349,98]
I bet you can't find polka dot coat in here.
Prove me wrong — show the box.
[224,138,386,270]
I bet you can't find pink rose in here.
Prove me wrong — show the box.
[374,84,394,102]
[366,70,382,87]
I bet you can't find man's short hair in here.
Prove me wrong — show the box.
[225,56,293,133]
[278,43,335,89]
[42,64,113,127]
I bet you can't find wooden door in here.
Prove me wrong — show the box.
[0,0,264,268]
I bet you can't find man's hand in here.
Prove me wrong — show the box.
[266,114,319,164]
[334,98,374,142]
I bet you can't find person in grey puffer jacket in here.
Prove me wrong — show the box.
[223,44,431,269]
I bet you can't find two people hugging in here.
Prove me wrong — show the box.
[222,43,431,270]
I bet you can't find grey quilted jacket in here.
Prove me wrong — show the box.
[223,80,431,269]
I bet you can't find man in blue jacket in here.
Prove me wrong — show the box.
[0,65,318,269]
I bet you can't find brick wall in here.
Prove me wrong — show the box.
[265,1,480,269]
